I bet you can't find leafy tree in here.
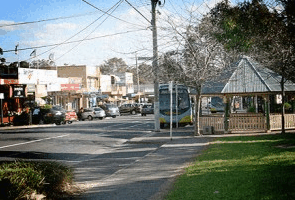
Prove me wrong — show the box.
[30,59,55,69]
[8,61,30,68]
[0,47,5,65]
[208,0,295,134]
[99,57,130,74]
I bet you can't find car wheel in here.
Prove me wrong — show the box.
[88,115,93,121]
[68,121,72,124]
[131,110,136,115]
[99,117,103,120]
[112,115,116,118]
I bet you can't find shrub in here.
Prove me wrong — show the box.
[284,102,292,110]
[0,161,74,199]
[247,106,256,113]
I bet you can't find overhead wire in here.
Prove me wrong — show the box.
[3,29,147,53]
[23,0,124,62]
[55,0,124,61]
[81,0,147,29]
[124,0,150,24]
[0,11,99,28]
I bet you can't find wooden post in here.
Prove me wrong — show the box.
[265,95,270,132]
[224,95,230,133]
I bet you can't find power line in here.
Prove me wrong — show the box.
[124,0,151,24]
[82,0,146,29]
[2,29,147,53]
[0,11,99,28]
[23,0,124,61]
[55,0,124,61]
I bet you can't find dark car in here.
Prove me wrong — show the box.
[119,104,140,115]
[98,104,120,118]
[141,104,154,116]
[32,106,66,125]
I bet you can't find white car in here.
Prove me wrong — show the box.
[80,107,106,121]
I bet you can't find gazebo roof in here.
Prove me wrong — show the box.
[202,56,295,95]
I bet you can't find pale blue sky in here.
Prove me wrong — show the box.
[1,0,230,67]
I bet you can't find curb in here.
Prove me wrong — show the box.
[0,124,57,130]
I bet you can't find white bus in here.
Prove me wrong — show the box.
[159,84,193,128]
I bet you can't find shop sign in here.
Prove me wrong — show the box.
[61,84,80,91]
[0,79,19,85]
[13,85,25,98]
[27,84,36,93]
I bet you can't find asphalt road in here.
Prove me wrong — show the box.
[0,114,212,200]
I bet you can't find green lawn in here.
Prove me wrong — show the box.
[166,133,295,200]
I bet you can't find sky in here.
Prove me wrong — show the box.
[0,0,238,68]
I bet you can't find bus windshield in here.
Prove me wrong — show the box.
[159,89,190,110]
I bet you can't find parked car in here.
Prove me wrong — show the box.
[65,110,78,124]
[32,106,66,125]
[80,107,106,121]
[98,104,120,118]
[119,104,140,115]
[141,104,154,116]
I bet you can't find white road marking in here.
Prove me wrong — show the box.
[0,134,69,149]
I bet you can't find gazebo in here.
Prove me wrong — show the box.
[200,56,295,134]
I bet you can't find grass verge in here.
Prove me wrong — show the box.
[0,161,80,199]
[165,133,295,200]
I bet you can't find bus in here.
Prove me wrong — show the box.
[159,84,193,128]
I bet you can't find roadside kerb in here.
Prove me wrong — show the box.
[0,124,57,131]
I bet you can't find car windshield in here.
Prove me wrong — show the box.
[51,106,64,111]
[143,105,152,108]
[94,108,102,111]
[106,104,117,108]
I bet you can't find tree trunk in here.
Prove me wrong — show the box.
[280,74,286,134]
[194,87,201,136]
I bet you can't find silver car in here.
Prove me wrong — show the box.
[80,107,106,121]
[98,104,120,118]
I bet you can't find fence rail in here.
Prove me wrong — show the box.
[229,115,266,131]
[200,116,224,132]
[270,114,295,130]
[200,113,295,133]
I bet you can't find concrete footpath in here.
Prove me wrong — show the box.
[68,130,214,200]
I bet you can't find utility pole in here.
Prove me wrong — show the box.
[151,0,160,132]
[135,52,140,103]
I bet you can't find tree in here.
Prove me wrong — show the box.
[158,16,232,136]
[99,57,130,74]
[208,0,295,134]
[0,47,5,65]
[129,63,154,84]
[30,59,55,69]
